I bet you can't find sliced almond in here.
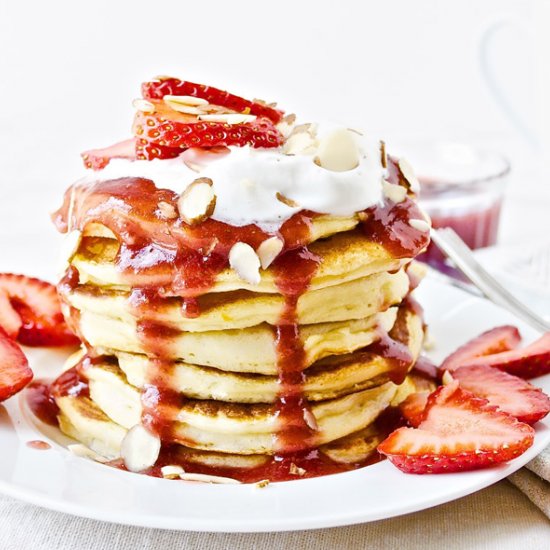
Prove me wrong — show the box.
[164,94,209,107]
[120,424,161,473]
[303,409,319,431]
[152,75,176,81]
[442,370,454,385]
[198,113,257,124]
[282,123,318,155]
[179,472,241,484]
[177,177,216,226]
[276,113,297,137]
[382,179,407,203]
[257,236,284,269]
[409,218,431,232]
[164,101,202,115]
[276,192,299,208]
[157,201,178,219]
[289,463,306,476]
[254,479,270,489]
[380,140,387,168]
[314,129,360,172]
[161,465,185,479]
[68,444,109,463]
[132,98,155,113]
[229,242,261,285]
[398,158,420,193]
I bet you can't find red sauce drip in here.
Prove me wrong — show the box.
[360,196,430,259]
[130,289,183,442]
[50,365,90,399]
[368,331,414,385]
[26,440,51,450]
[26,382,60,426]
[271,247,321,453]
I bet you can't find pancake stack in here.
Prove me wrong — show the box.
[49,81,432,482]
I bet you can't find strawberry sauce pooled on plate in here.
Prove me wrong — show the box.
[11,75,544,485]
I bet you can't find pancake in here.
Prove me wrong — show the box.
[66,267,411,332]
[74,308,399,374]
[83,306,424,403]
[71,229,413,294]
[56,375,418,457]
[80,210,361,248]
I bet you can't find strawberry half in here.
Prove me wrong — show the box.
[441,325,522,372]
[0,327,33,401]
[455,332,550,379]
[81,138,136,170]
[142,77,284,123]
[133,102,283,150]
[449,365,550,425]
[0,274,79,347]
[378,381,534,474]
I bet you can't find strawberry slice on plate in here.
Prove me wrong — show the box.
[0,274,79,347]
[141,77,284,123]
[81,138,136,170]
[0,327,33,402]
[0,290,22,339]
[133,101,283,150]
[449,365,550,425]
[400,391,429,428]
[378,381,534,474]
[454,332,550,380]
[441,325,522,372]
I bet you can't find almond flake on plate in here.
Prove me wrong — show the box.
[179,473,241,484]
[68,444,109,464]
[161,465,185,479]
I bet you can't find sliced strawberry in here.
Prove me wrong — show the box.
[455,332,550,379]
[0,274,79,347]
[450,365,550,425]
[133,101,283,150]
[441,325,522,372]
[400,391,429,428]
[378,381,534,474]
[135,138,183,161]
[0,327,33,401]
[81,138,136,170]
[0,289,22,339]
[142,77,284,123]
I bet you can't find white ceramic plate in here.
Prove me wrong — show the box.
[0,276,549,533]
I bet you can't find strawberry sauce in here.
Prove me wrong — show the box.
[46,164,429,482]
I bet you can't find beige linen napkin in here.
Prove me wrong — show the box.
[508,444,550,518]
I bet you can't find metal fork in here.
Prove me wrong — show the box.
[430,227,550,333]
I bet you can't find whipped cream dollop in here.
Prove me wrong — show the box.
[82,126,386,232]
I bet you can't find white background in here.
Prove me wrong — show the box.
[0,0,547,275]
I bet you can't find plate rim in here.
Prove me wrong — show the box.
[0,276,549,533]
